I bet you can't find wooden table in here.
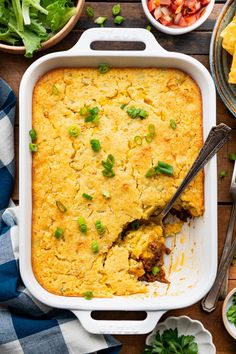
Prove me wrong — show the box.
[1,0,236,352]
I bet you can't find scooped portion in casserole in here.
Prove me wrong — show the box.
[31,67,203,297]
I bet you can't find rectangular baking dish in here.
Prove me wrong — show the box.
[19,28,217,335]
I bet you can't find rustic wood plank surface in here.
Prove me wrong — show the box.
[1,0,236,353]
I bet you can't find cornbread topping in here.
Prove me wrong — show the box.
[32,67,203,297]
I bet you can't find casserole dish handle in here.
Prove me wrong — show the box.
[71,310,166,334]
[69,28,167,54]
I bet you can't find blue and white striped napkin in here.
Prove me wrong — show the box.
[0,78,121,354]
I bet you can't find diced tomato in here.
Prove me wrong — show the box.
[178,16,188,26]
[148,0,158,12]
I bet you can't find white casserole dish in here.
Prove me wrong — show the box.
[19,28,217,335]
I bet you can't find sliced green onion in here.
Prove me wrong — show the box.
[229,153,236,161]
[80,106,89,116]
[148,124,156,136]
[82,193,93,201]
[102,190,111,199]
[120,103,127,109]
[56,201,67,213]
[114,15,124,25]
[112,4,121,16]
[170,119,177,130]
[78,216,87,233]
[29,128,37,142]
[68,125,80,137]
[29,143,38,152]
[145,167,156,178]
[86,6,94,17]
[91,240,99,253]
[219,170,227,178]
[90,139,101,152]
[83,291,93,300]
[94,16,107,27]
[146,25,152,31]
[145,134,153,143]
[127,107,148,119]
[102,169,115,177]
[102,154,115,177]
[145,161,174,178]
[52,85,59,95]
[139,109,148,119]
[84,107,100,123]
[98,64,110,74]
[95,220,106,235]
[152,266,160,276]
[54,227,63,239]
[134,136,143,145]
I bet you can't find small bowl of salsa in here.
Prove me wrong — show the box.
[142,0,215,35]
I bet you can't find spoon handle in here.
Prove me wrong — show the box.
[201,236,236,312]
[161,123,231,219]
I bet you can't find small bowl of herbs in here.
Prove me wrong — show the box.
[222,288,236,340]
[144,316,216,354]
[0,0,84,58]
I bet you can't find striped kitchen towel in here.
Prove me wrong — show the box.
[0,78,121,354]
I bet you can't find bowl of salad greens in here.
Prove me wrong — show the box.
[144,316,216,354]
[222,288,236,340]
[0,0,84,58]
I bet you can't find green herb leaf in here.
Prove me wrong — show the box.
[54,227,63,239]
[82,193,93,201]
[29,128,37,142]
[68,125,80,137]
[83,106,100,123]
[102,154,115,177]
[145,161,174,178]
[78,216,87,233]
[29,142,38,152]
[83,291,93,300]
[170,119,177,130]
[86,6,94,17]
[94,16,107,27]
[114,15,124,25]
[229,153,236,161]
[127,107,148,120]
[146,25,152,31]
[112,4,121,16]
[56,200,67,213]
[90,139,101,152]
[91,240,99,253]
[98,63,110,74]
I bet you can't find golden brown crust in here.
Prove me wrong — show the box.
[32,68,203,297]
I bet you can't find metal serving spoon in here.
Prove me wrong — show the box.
[150,123,231,226]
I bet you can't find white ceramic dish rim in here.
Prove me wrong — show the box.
[222,287,236,340]
[146,316,216,353]
[19,28,217,334]
[141,0,215,35]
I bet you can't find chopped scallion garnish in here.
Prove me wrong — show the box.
[152,266,160,276]
[219,170,227,178]
[94,16,107,27]
[127,107,148,120]
[86,6,94,17]
[90,139,101,152]
[170,119,177,130]
[68,125,80,137]
[120,103,127,109]
[102,154,115,177]
[102,190,111,199]
[56,201,67,213]
[134,136,143,145]
[95,220,106,235]
[82,193,93,201]
[145,134,153,143]
[145,161,174,178]
[54,227,63,240]
[78,216,87,233]
[229,153,236,161]
[29,128,37,142]
[82,106,100,123]
[29,143,38,152]
[146,25,152,31]
[83,291,94,300]
[98,64,110,74]
[52,85,59,95]
[112,4,121,16]
[91,240,99,253]
[114,15,124,25]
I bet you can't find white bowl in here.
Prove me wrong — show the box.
[222,288,236,340]
[141,0,215,35]
[146,316,216,354]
